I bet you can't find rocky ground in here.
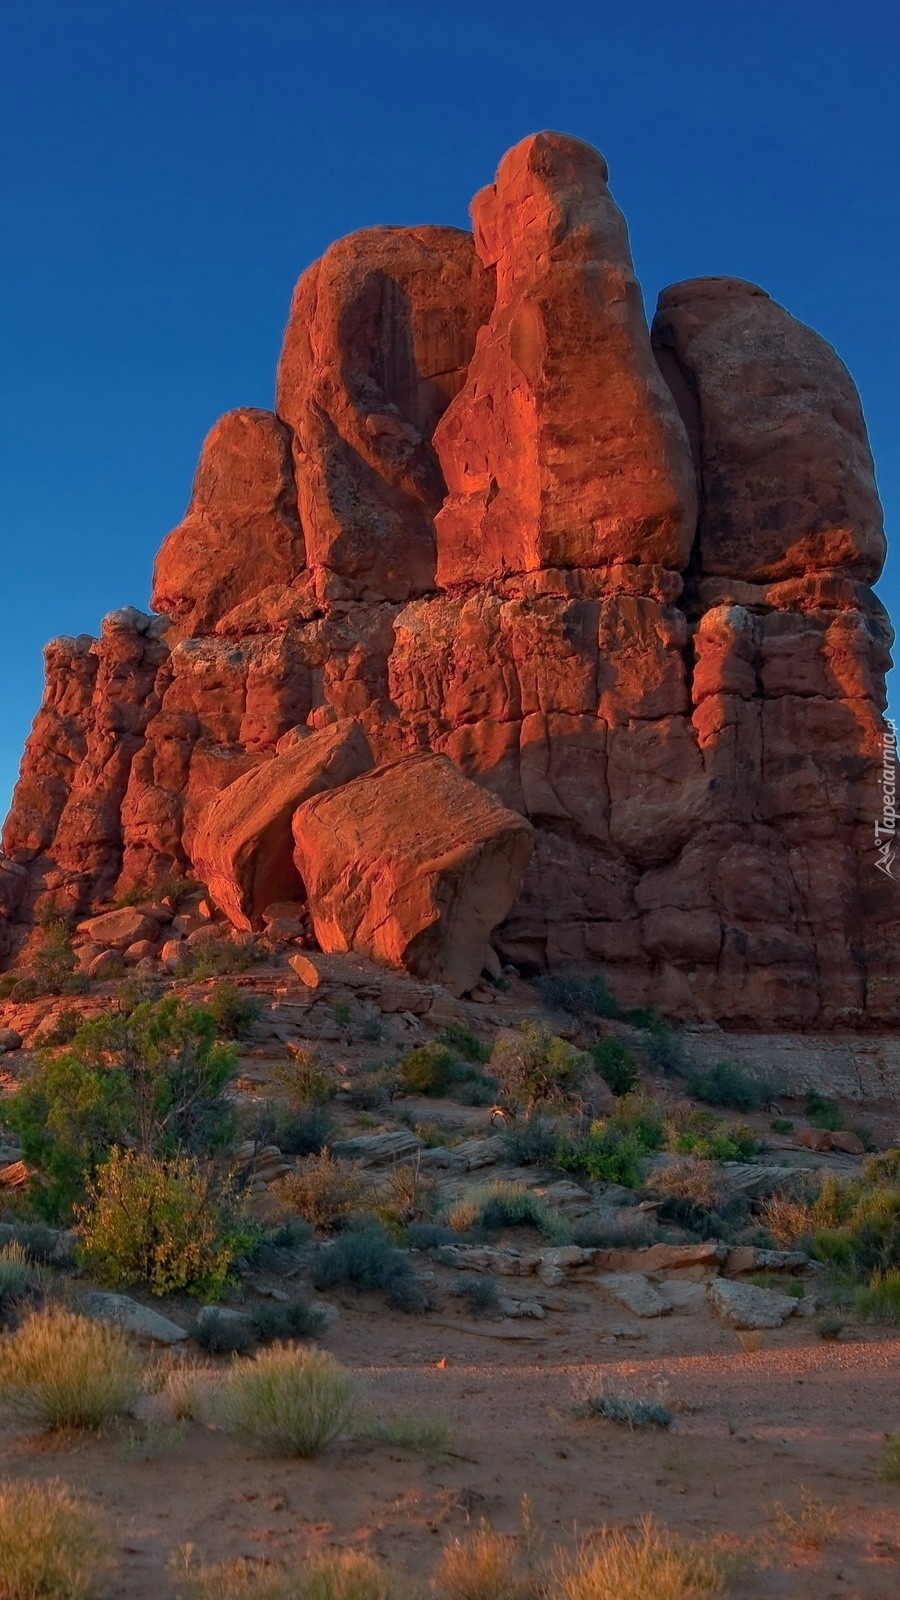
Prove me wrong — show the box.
[1,924,899,1597]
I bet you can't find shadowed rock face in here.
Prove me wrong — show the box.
[2,132,893,1025]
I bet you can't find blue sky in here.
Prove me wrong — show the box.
[2,0,897,820]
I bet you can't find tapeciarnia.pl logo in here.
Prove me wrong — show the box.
[875,718,897,878]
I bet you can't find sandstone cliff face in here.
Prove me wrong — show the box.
[2,132,893,1026]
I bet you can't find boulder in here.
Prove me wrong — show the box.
[191,718,373,929]
[77,908,160,950]
[81,1291,188,1345]
[707,1277,799,1330]
[292,752,534,995]
[88,948,126,981]
[598,1272,673,1317]
[0,1028,22,1053]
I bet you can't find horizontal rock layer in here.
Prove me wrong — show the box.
[1,132,893,1025]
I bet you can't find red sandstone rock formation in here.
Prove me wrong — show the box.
[292,752,534,996]
[1,132,893,1022]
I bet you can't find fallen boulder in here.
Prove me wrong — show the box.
[81,1291,188,1345]
[707,1277,798,1330]
[292,752,533,995]
[191,718,373,929]
[77,908,160,950]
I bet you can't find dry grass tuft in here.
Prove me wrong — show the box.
[552,1517,725,1600]
[176,1549,404,1600]
[772,1487,839,1549]
[0,1477,111,1599]
[213,1344,359,1457]
[434,1525,535,1600]
[0,1308,141,1430]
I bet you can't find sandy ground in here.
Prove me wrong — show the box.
[2,1285,899,1599]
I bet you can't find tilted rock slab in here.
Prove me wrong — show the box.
[191,718,372,928]
[292,752,534,995]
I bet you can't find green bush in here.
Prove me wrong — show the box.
[880,1434,900,1482]
[557,1096,665,1187]
[214,1345,360,1457]
[183,936,266,981]
[438,1024,490,1064]
[590,1037,638,1097]
[193,1308,255,1355]
[857,1268,900,1323]
[490,1024,589,1115]
[112,873,196,909]
[250,1301,330,1343]
[805,1092,845,1132]
[500,1115,562,1168]
[344,1066,401,1110]
[259,1103,334,1157]
[447,1180,565,1241]
[272,1045,338,1109]
[398,1042,460,1097]
[204,981,262,1039]
[0,1477,112,1600]
[274,1152,367,1233]
[668,1108,758,1162]
[78,1148,248,1299]
[810,1170,900,1282]
[687,1061,774,1113]
[452,1273,503,1317]
[0,1243,45,1327]
[6,997,237,1220]
[639,1014,692,1075]
[0,1307,140,1430]
[537,972,622,1020]
[313,1222,428,1313]
[31,916,87,999]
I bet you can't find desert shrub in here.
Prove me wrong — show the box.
[667,1108,758,1162]
[155,1355,212,1423]
[856,1267,900,1323]
[252,1101,334,1158]
[112,873,196,909]
[553,1517,724,1599]
[438,1023,490,1063]
[313,1222,428,1312]
[590,1037,638,1097]
[0,1244,44,1327]
[344,1066,401,1110]
[570,1215,664,1250]
[404,1221,459,1250]
[204,981,261,1039]
[193,1309,255,1355]
[0,1307,141,1430]
[360,1411,452,1455]
[448,1180,565,1242]
[434,1525,534,1600]
[687,1061,774,1113]
[772,1488,839,1550]
[272,1045,338,1109]
[250,1301,330,1344]
[398,1042,465,1098]
[214,1344,359,1457]
[0,1477,112,1600]
[30,1008,84,1050]
[77,1148,246,1299]
[177,1550,402,1600]
[814,1314,846,1341]
[274,1152,368,1233]
[557,1096,665,1187]
[771,1117,794,1134]
[501,1115,562,1168]
[805,1092,844,1132]
[637,1014,693,1076]
[650,1157,728,1232]
[537,972,622,1021]
[575,1382,673,1429]
[31,916,87,1000]
[0,1223,63,1265]
[880,1434,900,1481]
[374,1161,437,1229]
[182,935,266,981]
[453,1273,503,1317]
[244,1218,312,1272]
[808,1171,900,1283]
[6,996,237,1220]
[490,1025,589,1115]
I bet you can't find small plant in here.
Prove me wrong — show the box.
[590,1037,638,1097]
[250,1301,330,1343]
[0,1477,112,1600]
[553,1517,725,1599]
[214,1344,359,1457]
[361,1411,453,1455]
[687,1061,774,1113]
[857,1267,900,1323]
[0,1307,141,1430]
[274,1152,368,1233]
[0,1223,64,1264]
[0,1243,44,1326]
[204,981,261,1039]
[667,1107,758,1162]
[879,1433,900,1481]
[453,1273,503,1317]
[537,971,622,1021]
[439,1023,490,1064]
[805,1092,844,1132]
[193,1309,255,1356]
[273,1045,338,1108]
[375,1160,437,1229]
[770,1117,794,1134]
[490,1024,588,1115]
[78,1149,246,1298]
[577,1387,673,1429]
[772,1487,839,1549]
[398,1042,463,1098]
[557,1096,665,1187]
[434,1523,533,1600]
[447,1180,565,1241]
[182,935,266,982]
[156,1356,212,1423]
[177,1549,402,1600]
[331,1000,352,1029]
[345,1066,401,1110]
[500,1115,561,1168]
[32,916,87,999]
[650,1157,728,1232]
[313,1222,428,1312]
[30,1008,84,1050]
[815,1314,846,1341]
